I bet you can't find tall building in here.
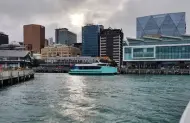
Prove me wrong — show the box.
[55,28,77,45]
[0,32,9,45]
[137,12,186,38]
[48,37,53,45]
[24,24,45,53]
[45,39,49,47]
[82,24,104,57]
[100,28,123,66]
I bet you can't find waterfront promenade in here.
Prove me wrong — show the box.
[0,69,34,87]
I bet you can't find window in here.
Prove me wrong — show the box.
[78,66,101,69]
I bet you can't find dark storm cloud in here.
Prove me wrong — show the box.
[0,0,190,41]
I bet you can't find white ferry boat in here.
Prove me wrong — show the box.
[69,62,118,75]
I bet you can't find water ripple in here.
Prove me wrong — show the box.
[0,74,190,123]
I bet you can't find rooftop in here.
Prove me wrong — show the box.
[137,12,185,19]
[127,35,190,46]
[0,50,30,57]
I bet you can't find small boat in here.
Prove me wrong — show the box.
[180,101,190,123]
[69,62,118,75]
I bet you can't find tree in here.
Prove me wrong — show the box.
[110,60,118,67]
[32,59,40,67]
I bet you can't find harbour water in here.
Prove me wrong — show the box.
[0,73,190,123]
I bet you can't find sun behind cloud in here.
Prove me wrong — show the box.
[69,13,85,27]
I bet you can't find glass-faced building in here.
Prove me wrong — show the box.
[123,35,190,68]
[55,28,77,46]
[82,24,104,57]
[137,12,186,38]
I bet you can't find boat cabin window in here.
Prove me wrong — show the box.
[97,64,108,66]
[78,66,101,69]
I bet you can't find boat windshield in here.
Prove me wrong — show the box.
[97,64,108,66]
[78,66,101,69]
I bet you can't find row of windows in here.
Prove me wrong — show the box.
[133,48,154,53]
[125,45,190,59]
[156,46,190,53]
[125,46,190,53]
[133,52,154,58]
[156,53,190,59]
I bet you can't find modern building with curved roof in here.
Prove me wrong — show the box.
[137,12,186,38]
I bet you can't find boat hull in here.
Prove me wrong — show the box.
[69,66,118,76]
[69,72,117,75]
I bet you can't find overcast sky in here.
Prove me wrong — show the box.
[0,0,190,42]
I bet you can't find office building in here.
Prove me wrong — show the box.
[123,35,190,69]
[100,28,123,67]
[137,12,186,38]
[24,24,45,53]
[55,28,77,45]
[82,24,104,57]
[41,44,81,59]
[48,37,53,45]
[45,39,49,47]
[0,32,9,45]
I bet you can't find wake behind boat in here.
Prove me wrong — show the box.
[69,62,118,75]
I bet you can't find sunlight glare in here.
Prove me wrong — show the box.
[69,13,85,27]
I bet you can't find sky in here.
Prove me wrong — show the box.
[0,0,190,42]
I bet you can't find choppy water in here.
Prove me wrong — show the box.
[0,74,190,123]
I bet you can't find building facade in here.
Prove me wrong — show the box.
[123,35,190,69]
[100,28,123,67]
[72,43,82,51]
[137,12,186,38]
[0,44,27,50]
[0,32,9,45]
[24,24,45,53]
[55,28,77,45]
[41,45,81,59]
[43,57,98,65]
[82,24,104,57]
[48,37,54,45]
[45,39,49,47]
[0,50,31,69]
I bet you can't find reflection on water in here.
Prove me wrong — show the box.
[0,73,190,123]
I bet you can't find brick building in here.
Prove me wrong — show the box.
[24,24,45,53]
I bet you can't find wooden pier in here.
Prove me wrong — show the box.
[0,69,34,87]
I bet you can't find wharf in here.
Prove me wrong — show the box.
[0,69,34,87]
[34,67,70,73]
[121,68,190,75]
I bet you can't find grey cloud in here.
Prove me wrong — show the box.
[0,0,190,42]
[106,0,190,38]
